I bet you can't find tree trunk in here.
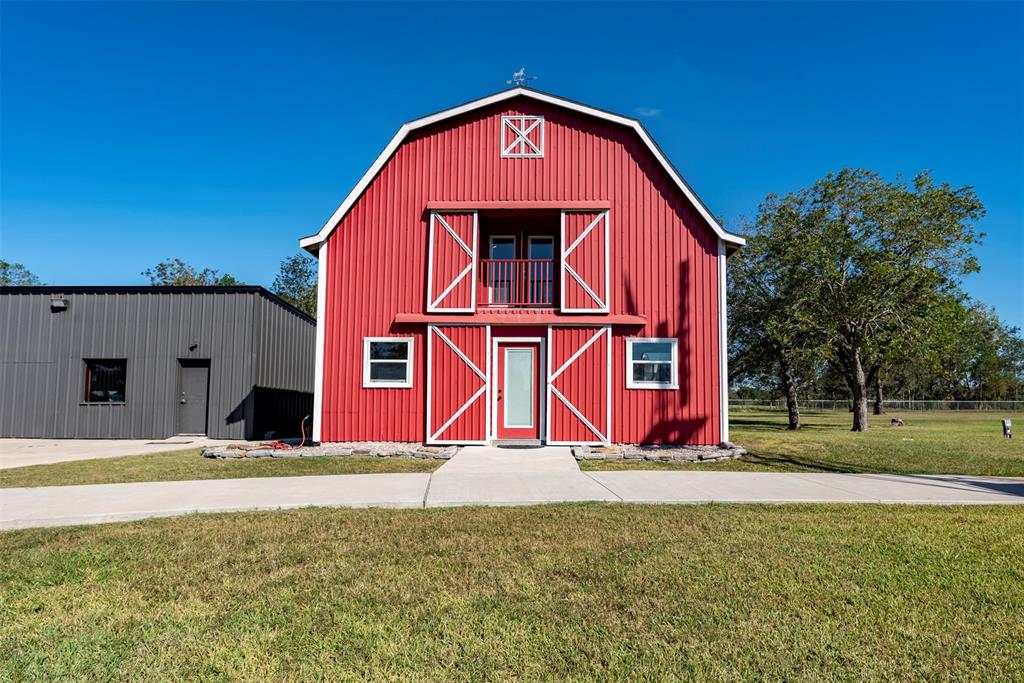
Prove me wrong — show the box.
[838,346,870,432]
[873,374,885,415]
[778,354,800,430]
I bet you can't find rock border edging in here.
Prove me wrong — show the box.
[203,442,459,460]
[572,443,746,462]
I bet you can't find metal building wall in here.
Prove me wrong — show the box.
[251,293,316,438]
[252,294,315,393]
[0,288,314,440]
[320,96,721,445]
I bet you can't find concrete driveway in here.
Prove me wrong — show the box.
[3,445,1024,530]
[0,437,236,470]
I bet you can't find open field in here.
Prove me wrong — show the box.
[2,504,1021,681]
[583,410,1024,476]
[0,449,441,489]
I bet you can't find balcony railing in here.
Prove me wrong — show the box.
[480,259,554,307]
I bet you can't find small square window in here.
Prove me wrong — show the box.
[626,339,678,390]
[363,338,414,388]
[501,115,544,158]
[84,359,127,403]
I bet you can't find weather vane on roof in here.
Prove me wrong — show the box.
[507,67,538,88]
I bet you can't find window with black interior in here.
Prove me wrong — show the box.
[363,338,414,388]
[84,359,128,403]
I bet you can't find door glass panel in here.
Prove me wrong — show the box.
[504,348,534,427]
[490,237,515,259]
[528,238,553,260]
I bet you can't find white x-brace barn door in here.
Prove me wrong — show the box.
[560,210,610,313]
[427,211,478,312]
[546,326,612,445]
[426,325,490,444]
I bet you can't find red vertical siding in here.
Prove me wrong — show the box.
[321,97,722,444]
[427,325,487,442]
[561,211,608,311]
[548,327,610,443]
[428,212,476,310]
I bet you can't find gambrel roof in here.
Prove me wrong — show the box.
[300,87,746,251]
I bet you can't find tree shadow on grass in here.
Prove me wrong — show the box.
[740,450,880,474]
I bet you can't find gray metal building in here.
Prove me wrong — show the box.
[0,286,315,440]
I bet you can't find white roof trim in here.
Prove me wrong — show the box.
[300,88,745,251]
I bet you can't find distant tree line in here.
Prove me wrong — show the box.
[0,255,318,318]
[139,256,317,317]
[730,168,1024,432]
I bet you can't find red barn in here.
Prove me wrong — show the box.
[300,88,744,447]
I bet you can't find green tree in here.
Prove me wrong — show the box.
[272,253,317,317]
[142,258,242,286]
[763,169,984,431]
[729,206,825,430]
[0,260,42,285]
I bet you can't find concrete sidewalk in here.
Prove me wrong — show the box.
[3,446,1024,530]
[0,437,236,470]
[1,474,431,530]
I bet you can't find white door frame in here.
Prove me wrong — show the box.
[490,336,546,442]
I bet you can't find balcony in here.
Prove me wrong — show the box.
[480,259,554,307]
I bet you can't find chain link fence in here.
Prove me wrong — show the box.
[730,399,1024,411]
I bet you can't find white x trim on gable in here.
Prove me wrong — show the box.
[501,115,544,157]
[299,87,746,251]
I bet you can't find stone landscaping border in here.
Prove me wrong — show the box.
[572,443,746,462]
[203,442,459,460]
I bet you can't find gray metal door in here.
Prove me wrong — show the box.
[176,360,210,435]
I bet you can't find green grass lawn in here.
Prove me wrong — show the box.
[582,409,1024,476]
[0,449,441,489]
[5,410,1021,489]
[2,504,1021,681]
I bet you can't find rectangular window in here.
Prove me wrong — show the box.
[363,337,414,388]
[84,359,127,403]
[626,338,678,389]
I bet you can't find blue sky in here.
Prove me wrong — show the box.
[2,2,1022,326]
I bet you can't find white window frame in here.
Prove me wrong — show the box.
[501,115,544,158]
[363,337,414,388]
[625,338,678,390]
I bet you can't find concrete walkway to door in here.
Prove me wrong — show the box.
[4,445,1024,530]
[426,444,618,506]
